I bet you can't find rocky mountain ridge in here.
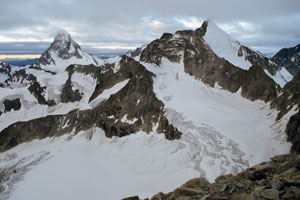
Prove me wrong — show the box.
[140,20,290,102]
[272,43,300,75]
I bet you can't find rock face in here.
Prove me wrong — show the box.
[272,43,300,75]
[270,72,300,153]
[127,45,146,57]
[28,78,55,106]
[271,71,300,119]
[140,20,280,102]
[0,56,181,151]
[286,112,300,152]
[128,154,300,200]
[3,99,21,112]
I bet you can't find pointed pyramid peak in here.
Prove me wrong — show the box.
[54,29,71,42]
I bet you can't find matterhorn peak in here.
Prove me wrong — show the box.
[54,29,72,42]
[35,29,99,72]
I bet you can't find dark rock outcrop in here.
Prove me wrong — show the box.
[286,112,300,152]
[270,71,300,153]
[272,43,300,75]
[271,71,300,120]
[128,154,300,200]
[3,99,21,112]
[0,56,181,152]
[60,66,84,103]
[60,78,82,103]
[127,45,146,57]
[28,78,55,106]
[0,115,66,151]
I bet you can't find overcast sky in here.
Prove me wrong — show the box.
[0,0,299,56]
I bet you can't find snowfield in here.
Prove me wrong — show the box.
[1,129,199,200]
[0,56,294,200]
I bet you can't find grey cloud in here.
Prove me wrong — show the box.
[0,0,299,54]
[0,42,50,54]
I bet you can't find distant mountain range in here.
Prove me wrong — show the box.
[1,58,39,66]
[272,43,300,75]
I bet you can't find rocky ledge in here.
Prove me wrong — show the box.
[124,154,300,200]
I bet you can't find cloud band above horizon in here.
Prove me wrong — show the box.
[0,0,299,55]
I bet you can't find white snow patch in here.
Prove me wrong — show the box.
[121,114,138,124]
[71,72,97,103]
[113,61,121,73]
[0,73,8,83]
[264,67,293,87]
[291,56,295,62]
[89,79,129,108]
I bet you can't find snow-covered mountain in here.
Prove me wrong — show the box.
[272,43,300,76]
[34,29,102,73]
[0,21,299,200]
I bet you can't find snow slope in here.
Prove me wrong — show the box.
[89,79,129,108]
[142,56,291,167]
[264,67,293,88]
[203,20,252,70]
[2,129,199,200]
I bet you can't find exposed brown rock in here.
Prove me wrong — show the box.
[271,71,300,120]
[271,72,300,152]
[132,154,300,200]
[28,78,55,106]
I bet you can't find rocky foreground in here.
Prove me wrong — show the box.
[124,154,300,200]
